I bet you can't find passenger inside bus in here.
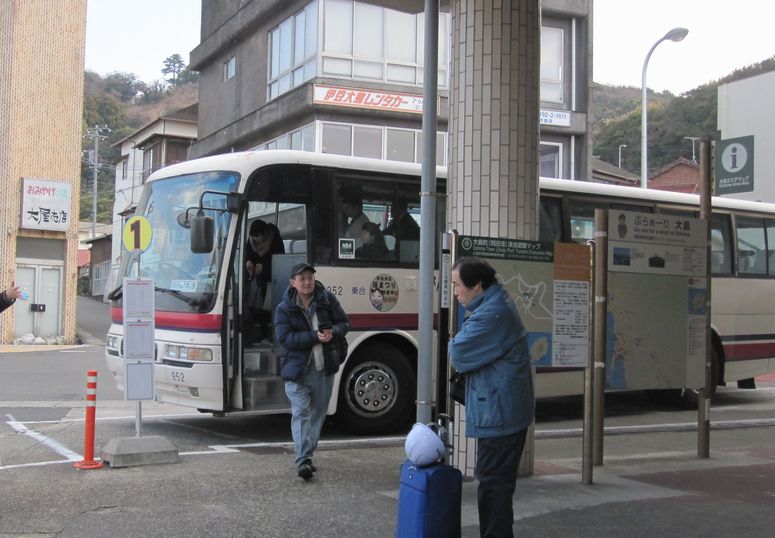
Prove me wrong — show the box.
[355,222,390,260]
[245,219,285,342]
[339,188,370,248]
[383,197,419,241]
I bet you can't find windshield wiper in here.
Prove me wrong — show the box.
[155,286,198,305]
[155,286,213,312]
[107,285,122,301]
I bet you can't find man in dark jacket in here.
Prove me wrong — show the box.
[1,281,21,313]
[274,262,350,481]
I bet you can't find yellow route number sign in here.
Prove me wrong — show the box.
[122,216,153,253]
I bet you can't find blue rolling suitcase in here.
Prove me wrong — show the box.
[396,459,462,538]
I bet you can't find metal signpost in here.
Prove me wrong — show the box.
[101,216,179,467]
[715,135,754,195]
[122,216,155,437]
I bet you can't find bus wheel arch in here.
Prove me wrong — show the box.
[648,337,722,409]
[335,336,416,435]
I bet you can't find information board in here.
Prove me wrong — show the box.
[606,210,707,391]
[456,236,591,368]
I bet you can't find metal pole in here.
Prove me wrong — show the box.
[641,28,689,187]
[698,141,712,458]
[582,241,595,484]
[92,126,100,238]
[135,255,143,438]
[593,210,608,465]
[416,0,439,424]
[640,46,656,188]
[618,144,627,169]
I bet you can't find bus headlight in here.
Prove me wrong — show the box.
[106,335,118,350]
[163,344,213,362]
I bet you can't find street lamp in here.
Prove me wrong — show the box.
[641,27,689,188]
[685,136,701,163]
[618,144,627,169]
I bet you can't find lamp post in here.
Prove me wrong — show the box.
[618,144,627,169]
[685,136,701,163]
[641,27,689,188]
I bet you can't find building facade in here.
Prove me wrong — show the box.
[189,0,592,180]
[718,70,775,203]
[0,1,87,343]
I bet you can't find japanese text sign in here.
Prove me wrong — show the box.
[21,178,71,232]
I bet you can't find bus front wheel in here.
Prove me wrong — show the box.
[336,343,415,435]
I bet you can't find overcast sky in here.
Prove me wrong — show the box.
[85,0,774,94]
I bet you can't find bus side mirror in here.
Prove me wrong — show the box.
[226,192,242,214]
[190,210,215,253]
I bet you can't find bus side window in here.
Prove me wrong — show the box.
[711,214,732,275]
[539,196,562,242]
[567,198,598,244]
[767,219,775,276]
[736,217,766,275]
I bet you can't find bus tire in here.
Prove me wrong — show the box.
[336,343,415,435]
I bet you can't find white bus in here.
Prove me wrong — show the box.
[106,151,444,434]
[537,177,775,405]
[105,151,775,433]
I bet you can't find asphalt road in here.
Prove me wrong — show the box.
[0,297,769,535]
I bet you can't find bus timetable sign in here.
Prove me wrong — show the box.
[715,135,754,195]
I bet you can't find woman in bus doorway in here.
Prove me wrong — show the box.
[274,262,350,481]
[449,256,534,538]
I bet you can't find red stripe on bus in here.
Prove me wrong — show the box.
[111,307,222,331]
[723,341,775,361]
[348,313,420,330]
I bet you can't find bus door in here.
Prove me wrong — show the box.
[235,200,307,412]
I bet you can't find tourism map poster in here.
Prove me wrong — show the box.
[456,236,590,368]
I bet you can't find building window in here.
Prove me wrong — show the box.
[353,126,383,159]
[321,123,352,155]
[223,56,236,80]
[141,146,155,182]
[268,1,319,100]
[319,0,448,89]
[258,123,316,152]
[540,143,562,178]
[540,26,563,103]
[319,121,446,165]
[386,128,415,162]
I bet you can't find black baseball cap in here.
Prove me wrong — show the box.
[290,262,316,277]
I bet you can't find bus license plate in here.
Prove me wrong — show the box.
[167,369,187,385]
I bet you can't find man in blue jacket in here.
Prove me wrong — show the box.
[274,262,350,481]
[449,257,534,538]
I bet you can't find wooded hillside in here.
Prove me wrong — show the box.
[592,56,775,176]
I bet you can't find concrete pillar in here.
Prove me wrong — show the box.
[448,0,541,477]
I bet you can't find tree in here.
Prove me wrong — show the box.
[162,54,186,85]
[103,71,144,101]
[177,66,199,85]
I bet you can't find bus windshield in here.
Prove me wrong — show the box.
[120,171,239,313]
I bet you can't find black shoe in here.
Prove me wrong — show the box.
[309,462,317,473]
[298,462,313,481]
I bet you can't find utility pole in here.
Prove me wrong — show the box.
[685,136,701,163]
[84,125,111,238]
[618,144,627,169]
